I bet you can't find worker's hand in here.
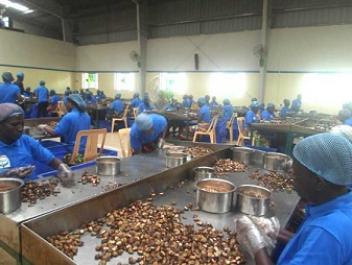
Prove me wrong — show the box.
[234,215,267,257]
[250,216,280,248]
[0,166,35,178]
[57,163,74,187]
[37,124,48,131]
[157,138,165,149]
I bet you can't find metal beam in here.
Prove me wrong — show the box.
[21,0,64,18]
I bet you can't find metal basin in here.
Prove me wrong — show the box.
[196,178,236,213]
[165,151,188,168]
[236,184,271,216]
[0,178,24,214]
[250,150,266,168]
[96,156,120,176]
[232,147,254,165]
[193,166,215,181]
[264,152,292,171]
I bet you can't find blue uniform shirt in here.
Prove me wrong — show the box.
[111,99,124,114]
[0,83,20,104]
[280,106,290,119]
[291,99,301,112]
[35,86,49,103]
[50,95,61,105]
[131,98,141,108]
[0,135,55,179]
[344,118,352,126]
[198,105,211,123]
[182,98,192,109]
[278,192,352,265]
[245,110,257,128]
[223,104,234,121]
[130,114,167,151]
[139,102,153,113]
[261,110,274,121]
[54,108,91,145]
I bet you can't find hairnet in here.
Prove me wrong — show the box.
[115,93,121,99]
[223,99,230,105]
[2,72,14,83]
[68,94,87,111]
[0,103,24,122]
[198,97,206,106]
[134,93,139,98]
[135,113,153,131]
[50,90,56,96]
[267,103,275,110]
[16,72,24,79]
[39,80,45,86]
[331,125,352,143]
[293,132,352,186]
[250,102,259,111]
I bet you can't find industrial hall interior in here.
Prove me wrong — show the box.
[1,0,352,264]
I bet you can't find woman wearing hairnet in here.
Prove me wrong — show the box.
[0,72,21,104]
[130,113,167,154]
[245,103,260,129]
[111,93,125,117]
[39,94,91,149]
[0,103,73,185]
[261,103,276,121]
[130,93,141,108]
[235,131,352,265]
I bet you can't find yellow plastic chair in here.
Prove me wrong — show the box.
[70,128,107,164]
[236,117,250,146]
[111,104,130,132]
[117,128,132,158]
[193,116,218,144]
[226,113,237,143]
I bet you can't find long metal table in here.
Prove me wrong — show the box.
[24,117,61,140]
[21,148,299,265]
[0,143,227,265]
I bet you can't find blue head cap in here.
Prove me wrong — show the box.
[267,103,275,111]
[223,99,230,105]
[135,113,153,131]
[68,94,87,111]
[0,103,24,122]
[115,93,122,99]
[293,132,352,186]
[2,72,14,83]
[198,97,206,106]
[250,102,259,111]
[16,72,24,80]
[39,80,45,86]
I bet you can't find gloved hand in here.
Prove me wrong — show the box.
[0,166,35,178]
[250,216,280,249]
[234,215,267,257]
[37,124,48,131]
[157,138,165,149]
[57,163,74,187]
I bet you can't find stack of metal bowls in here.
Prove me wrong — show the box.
[165,150,188,168]
[96,156,121,176]
[264,152,292,171]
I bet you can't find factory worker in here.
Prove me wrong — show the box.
[139,94,153,113]
[245,103,260,129]
[197,97,211,123]
[34,80,49,118]
[338,109,352,126]
[182,95,190,109]
[235,132,352,265]
[14,72,25,95]
[223,99,234,122]
[210,96,219,110]
[291,94,302,113]
[251,97,258,105]
[130,113,167,154]
[280,99,291,119]
[131,93,141,108]
[215,109,228,143]
[39,94,91,147]
[261,103,276,121]
[0,103,73,184]
[204,95,210,106]
[23,87,32,97]
[111,93,125,117]
[48,90,61,117]
[0,72,20,104]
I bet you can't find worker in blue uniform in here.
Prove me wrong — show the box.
[280,99,291,119]
[39,94,91,149]
[138,94,153,113]
[198,97,211,123]
[245,103,259,129]
[34,80,49,118]
[14,72,25,95]
[235,131,352,265]
[291,94,302,113]
[131,93,142,108]
[111,93,125,117]
[222,99,233,121]
[261,103,276,121]
[0,103,73,184]
[182,95,190,109]
[130,113,167,154]
[0,72,20,104]
[48,90,61,117]
[215,109,228,143]
[210,96,219,110]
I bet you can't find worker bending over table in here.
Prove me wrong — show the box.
[39,94,91,148]
[0,72,20,104]
[0,103,73,184]
[130,113,167,154]
[235,131,352,265]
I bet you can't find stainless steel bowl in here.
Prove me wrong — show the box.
[193,166,215,181]
[250,150,266,168]
[0,178,24,214]
[264,152,292,171]
[232,147,254,165]
[96,156,120,176]
[196,178,236,213]
[236,184,271,216]
[165,151,188,168]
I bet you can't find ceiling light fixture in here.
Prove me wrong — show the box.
[0,0,33,14]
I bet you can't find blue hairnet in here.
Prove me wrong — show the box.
[250,102,259,111]
[2,72,14,83]
[68,94,87,111]
[331,125,352,143]
[39,80,45,86]
[198,97,206,106]
[223,99,230,105]
[115,93,121,99]
[267,103,275,110]
[16,72,24,79]
[0,103,24,122]
[293,132,352,186]
[135,113,153,131]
